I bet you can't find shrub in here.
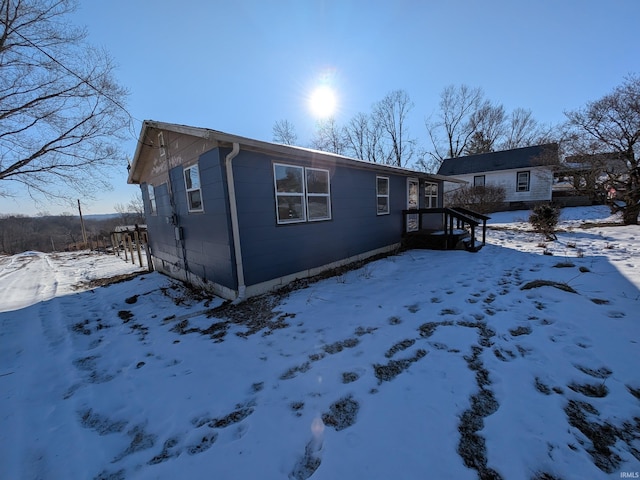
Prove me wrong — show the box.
[529,203,560,240]
[446,185,506,213]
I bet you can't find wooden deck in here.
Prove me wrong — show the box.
[401,208,490,252]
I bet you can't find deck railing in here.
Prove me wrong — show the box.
[401,207,490,248]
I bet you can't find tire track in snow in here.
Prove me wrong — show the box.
[4,287,85,477]
[0,252,58,312]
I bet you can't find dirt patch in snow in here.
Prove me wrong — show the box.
[74,272,146,290]
[574,365,612,379]
[323,337,359,354]
[520,280,577,294]
[79,409,127,435]
[567,382,609,398]
[457,320,503,480]
[290,438,322,480]
[321,395,360,431]
[113,424,157,462]
[186,433,218,455]
[148,436,182,465]
[205,295,292,339]
[384,339,416,358]
[373,349,427,383]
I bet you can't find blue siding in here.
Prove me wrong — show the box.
[144,148,237,290]
[144,143,441,294]
[230,149,407,286]
[143,182,182,268]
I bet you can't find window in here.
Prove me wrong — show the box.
[425,182,438,208]
[184,164,203,212]
[147,184,157,215]
[273,163,331,224]
[306,168,331,221]
[474,175,485,187]
[376,176,389,215]
[516,171,530,192]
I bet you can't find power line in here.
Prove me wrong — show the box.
[9,28,143,143]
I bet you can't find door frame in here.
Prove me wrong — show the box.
[406,177,419,232]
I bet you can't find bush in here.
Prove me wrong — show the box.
[529,203,560,240]
[446,185,506,213]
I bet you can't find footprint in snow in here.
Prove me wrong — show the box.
[186,432,217,455]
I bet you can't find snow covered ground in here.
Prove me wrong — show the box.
[1,206,638,479]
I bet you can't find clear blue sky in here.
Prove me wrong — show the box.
[2,0,638,216]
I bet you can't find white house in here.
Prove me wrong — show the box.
[437,144,559,209]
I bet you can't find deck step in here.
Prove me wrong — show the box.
[403,230,476,251]
[461,238,484,252]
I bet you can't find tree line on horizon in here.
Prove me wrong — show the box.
[0,211,144,255]
[0,193,144,254]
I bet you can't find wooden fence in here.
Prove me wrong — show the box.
[110,225,153,271]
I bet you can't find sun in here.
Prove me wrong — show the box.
[309,85,337,118]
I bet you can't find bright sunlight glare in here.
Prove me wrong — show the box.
[309,85,337,118]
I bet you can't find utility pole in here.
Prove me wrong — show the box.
[78,199,88,247]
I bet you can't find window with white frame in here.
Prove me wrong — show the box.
[306,168,331,221]
[474,175,485,187]
[425,182,438,208]
[147,184,157,215]
[273,163,331,224]
[184,164,203,212]
[376,176,390,215]
[516,171,530,192]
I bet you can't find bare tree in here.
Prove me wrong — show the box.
[373,89,415,166]
[426,85,556,168]
[0,214,32,253]
[310,117,346,155]
[446,184,507,214]
[343,112,388,163]
[465,102,506,154]
[412,148,441,173]
[272,119,297,145]
[564,74,640,224]
[0,0,130,204]
[426,85,484,164]
[114,193,144,225]
[502,108,554,150]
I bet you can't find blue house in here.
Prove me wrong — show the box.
[128,121,466,301]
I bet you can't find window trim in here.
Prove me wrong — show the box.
[473,175,486,187]
[158,132,166,157]
[273,163,306,224]
[273,163,332,225]
[425,181,439,208]
[376,176,390,215]
[147,183,157,216]
[184,164,204,213]
[516,170,530,192]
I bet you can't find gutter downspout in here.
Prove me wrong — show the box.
[225,143,245,302]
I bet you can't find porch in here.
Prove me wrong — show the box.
[401,208,490,252]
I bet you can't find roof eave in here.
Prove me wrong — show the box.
[130,120,451,182]
[127,120,153,185]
